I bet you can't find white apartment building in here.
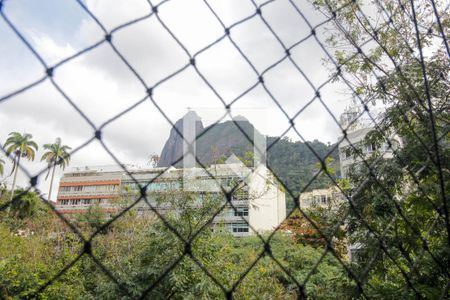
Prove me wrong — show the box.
[299,187,345,210]
[338,107,401,178]
[337,107,403,262]
[56,162,286,237]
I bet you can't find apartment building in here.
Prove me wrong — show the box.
[56,166,122,215]
[337,107,403,262]
[56,162,286,237]
[338,107,401,178]
[299,187,345,210]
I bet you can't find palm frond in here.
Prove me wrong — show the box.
[40,138,72,177]
[28,141,38,151]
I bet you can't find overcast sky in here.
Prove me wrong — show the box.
[0,0,358,200]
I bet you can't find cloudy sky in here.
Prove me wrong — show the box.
[0,0,358,200]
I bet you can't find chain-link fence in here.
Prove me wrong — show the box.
[0,0,448,298]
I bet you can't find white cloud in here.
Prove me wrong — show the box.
[30,32,76,64]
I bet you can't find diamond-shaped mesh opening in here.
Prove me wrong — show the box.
[0,0,448,298]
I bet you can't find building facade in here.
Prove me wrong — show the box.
[337,108,401,178]
[56,163,286,237]
[299,187,345,210]
[56,166,122,216]
[337,107,403,262]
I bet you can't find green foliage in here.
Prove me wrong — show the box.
[0,188,355,299]
[41,137,71,177]
[76,204,108,235]
[267,137,340,195]
[41,138,71,168]
[9,190,40,220]
[4,132,38,162]
[0,195,85,299]
[86,219,352,299]
[0,188,48,220]
[314,0,450,297]
[0,225,85,299]
[3,132,39,205]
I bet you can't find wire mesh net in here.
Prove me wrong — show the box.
[0,0,448,298]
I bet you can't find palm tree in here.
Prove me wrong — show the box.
[4,132,38,203]
[0,157,4,177]
[41,138,71,201]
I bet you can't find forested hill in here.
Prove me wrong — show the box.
[158,114,340,194]
[266,136,340,194]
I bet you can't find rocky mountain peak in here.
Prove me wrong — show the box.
[157,111,204,167]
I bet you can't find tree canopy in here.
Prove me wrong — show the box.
[313,0,449,297]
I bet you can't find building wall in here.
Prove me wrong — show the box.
[277,186,286,224]
[248,165,286,234]
[299,187,344,209]
[56,170,122,215]
[55,164,286,237]
[338,125,400,178]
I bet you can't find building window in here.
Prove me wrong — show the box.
[60,186,71,192]
[366,143,377,153]
[70,199,80,205]
[73,186,83,191]
[321,195,327,204]
[234,208,249,217]
[231,223,249,233]
[225,223,249,233]
[83,185,95,191]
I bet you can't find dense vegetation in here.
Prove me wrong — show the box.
[0,186,354,299]
[267,136,340,194]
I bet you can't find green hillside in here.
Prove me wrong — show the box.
[194,120,340,195]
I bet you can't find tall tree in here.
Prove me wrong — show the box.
[4,132,38,204]
[41,138,71,201]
